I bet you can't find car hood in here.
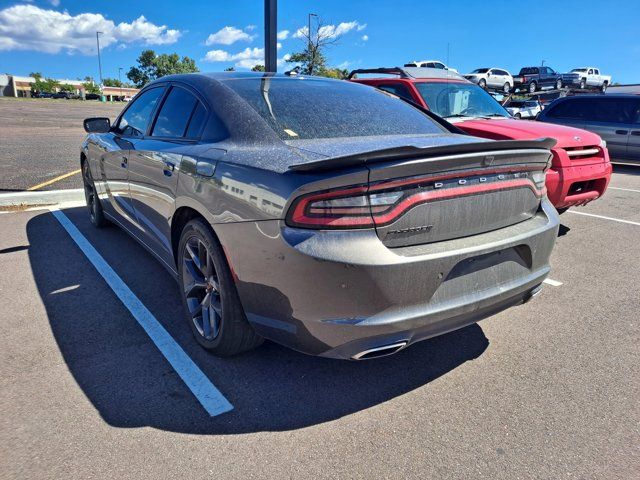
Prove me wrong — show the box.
[457,118,601,148]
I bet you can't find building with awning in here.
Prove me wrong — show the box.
[0,74,139,100]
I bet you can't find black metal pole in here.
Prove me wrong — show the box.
[264,0,277,72]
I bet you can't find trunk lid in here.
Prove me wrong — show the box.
[365,144,552,247]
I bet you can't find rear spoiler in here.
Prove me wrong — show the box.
[288,138,557,173]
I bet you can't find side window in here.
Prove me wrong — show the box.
[594,69,599,75]
[546,99,587,119]
[377,83,414,103]
[152,86,206,138]
[116,87,164,137]
[434,63,445,69]
[588,69,593,75]
[590,99,637,124]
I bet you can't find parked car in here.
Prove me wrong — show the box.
[569,67,612,92]
[33,91,53,98]
[81,72,559,359]
[513,66,580,93]
[350,66,612,213]
[85,93,101,100]
[52,91,79,99]
[405,60,458,72]
[464,68,513,93]
[537,94,640,164]
[505,99,543,119]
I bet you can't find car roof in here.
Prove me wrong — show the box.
[349,66,465,81]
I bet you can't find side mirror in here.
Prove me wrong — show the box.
[84,117,111,133]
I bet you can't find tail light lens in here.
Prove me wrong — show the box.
[286,167,547,230]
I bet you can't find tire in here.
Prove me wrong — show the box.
[178,218,263,356]
[601,82,608,93]
[580,79,586,89]
[529,81,537,93]
[556,79,563,90]
[82,159,107,228]
[514,112,522,119]
[503,82,511,93]
[478,78,487,89]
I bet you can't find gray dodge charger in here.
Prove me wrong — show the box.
[81,72,559,360]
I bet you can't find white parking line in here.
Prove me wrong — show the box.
[543,278,563,287]
[567,210,640,226]
[609,187,640,193]
[50,208,233,417]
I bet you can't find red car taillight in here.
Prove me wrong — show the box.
[286,167,547,230]
[287,184,403,229]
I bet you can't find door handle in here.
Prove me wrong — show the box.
[631,131,640,136]
[121,156,128,168]
[615,130,629,135]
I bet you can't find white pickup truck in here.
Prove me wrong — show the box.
[569,67,612,91]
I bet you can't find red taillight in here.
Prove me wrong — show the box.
[286,167,546,230]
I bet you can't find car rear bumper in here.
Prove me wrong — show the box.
[215,200,559,359]
[546,159,612,209]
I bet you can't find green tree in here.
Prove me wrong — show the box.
[286,18,343,75]
[82,81,101,95]
[224,66,236,72]
[32,77,60,93]
[59,83,75,92]
[317,67,349,80]
[126,49,199,88]
[103,78,122,87]
[251,64,265,72]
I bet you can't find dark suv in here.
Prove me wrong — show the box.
[537,95,640,163]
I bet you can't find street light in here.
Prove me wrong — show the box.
[96,31,103,85]
[118,67,123,100]
[308,13,317,74]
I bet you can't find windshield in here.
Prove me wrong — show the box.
[221,77,444,140]
[471,68,489,74]
[414,82,510,119]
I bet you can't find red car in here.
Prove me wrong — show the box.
[350,67,612,212]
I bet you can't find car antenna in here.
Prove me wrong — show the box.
[285,66,301,76]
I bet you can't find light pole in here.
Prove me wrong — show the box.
[118,67,123,100]
[264,0,277,72]
[96,31,103,85]
[308,13,317,74]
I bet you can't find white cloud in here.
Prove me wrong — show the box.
[0,5,181,54]
[205,26,254,46]
[245,24,256,31]
[49,0,60,6]
[336,61,351,69]
[277,29,289,40]
[361,34,369,41]
[204,45,288,69]
[293,21,365,40]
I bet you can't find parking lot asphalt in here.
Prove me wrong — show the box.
[0,168,638,479]
[0,98,123,192]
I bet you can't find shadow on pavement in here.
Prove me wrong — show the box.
[612,164,640,176]
[27,208,489,434]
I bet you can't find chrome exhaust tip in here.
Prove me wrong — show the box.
[522,283,543,304]
[352,341,408,360]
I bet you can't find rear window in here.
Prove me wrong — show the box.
[519,68,538,75]
[472,68,489,73]
[221,77,444,140]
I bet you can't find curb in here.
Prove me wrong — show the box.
[0,189,85,207]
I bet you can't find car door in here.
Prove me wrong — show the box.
[623,98,640,161]
[127,84,209,267]
[582,97,638,160]
[101,86,165,230]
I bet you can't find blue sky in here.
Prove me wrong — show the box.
[1,0,638,83]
